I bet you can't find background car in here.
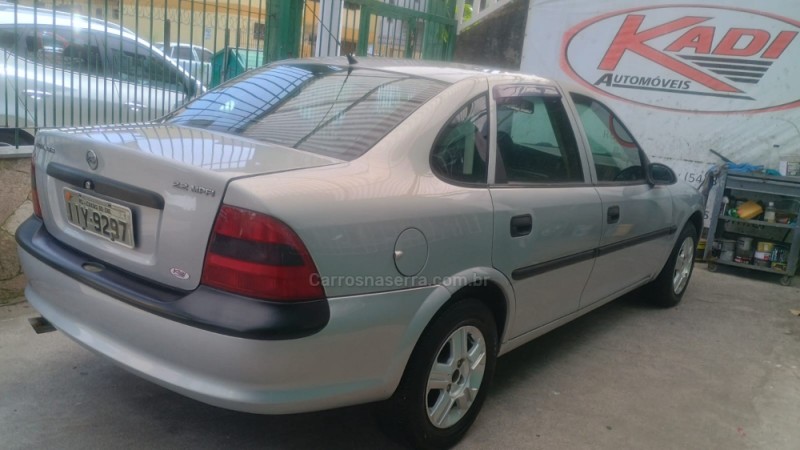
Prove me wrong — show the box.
[0,3,200,147]
[155,42,213,87]
[17,57,704,449]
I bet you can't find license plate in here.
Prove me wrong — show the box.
[63,188,135,248]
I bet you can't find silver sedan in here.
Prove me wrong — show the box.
[17,57,704,449]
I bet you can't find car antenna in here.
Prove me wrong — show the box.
[295,61,355,148]
[346,54,358,65]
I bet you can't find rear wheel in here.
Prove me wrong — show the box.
[646,223,697,307]
[377,298,497,449]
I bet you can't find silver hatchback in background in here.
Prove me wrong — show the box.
[0,3,200,147]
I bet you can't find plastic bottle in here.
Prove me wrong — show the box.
[764,201,776,223]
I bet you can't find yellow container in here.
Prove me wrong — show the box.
[695,239,707,261]
[737,201,763,220]
[757,241,774,253]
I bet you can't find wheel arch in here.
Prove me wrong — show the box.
[688,210,703,236]
[652,209,703,278]
[380,267,515,398]
[429,267,515,347]
[448,281,509,343]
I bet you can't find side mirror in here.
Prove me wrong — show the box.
[647,163,677,185]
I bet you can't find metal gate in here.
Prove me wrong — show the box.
[0,0,456,151]
[298,0,456,60]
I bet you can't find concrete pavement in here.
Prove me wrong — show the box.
[1,267,799,449]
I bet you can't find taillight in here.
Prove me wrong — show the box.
[31,152,43,219]
[201,205,325,301]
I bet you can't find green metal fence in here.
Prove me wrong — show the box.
[0,0,456,150]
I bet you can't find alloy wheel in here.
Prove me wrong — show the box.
[425,325,487,429]
[672,236,695,295]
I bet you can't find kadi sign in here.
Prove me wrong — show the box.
[563,5,800,113]
[521,0,800,187]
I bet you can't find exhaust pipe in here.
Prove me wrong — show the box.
[29,316,56,334]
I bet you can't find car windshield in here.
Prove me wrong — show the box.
[164,63,448,160]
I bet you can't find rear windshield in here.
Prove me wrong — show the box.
[164,63,448,160]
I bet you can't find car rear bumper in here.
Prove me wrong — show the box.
[16,213,329,341]
[17,218,434,414]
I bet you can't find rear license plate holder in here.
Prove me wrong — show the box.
[63,188,135,248]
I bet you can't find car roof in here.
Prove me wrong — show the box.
[278,56,556,85]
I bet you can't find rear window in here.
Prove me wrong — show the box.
[164,63,448,160]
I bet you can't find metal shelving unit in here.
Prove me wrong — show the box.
[704,168,800,286]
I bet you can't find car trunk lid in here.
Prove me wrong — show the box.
[34,123,341,290]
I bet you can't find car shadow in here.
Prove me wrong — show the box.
[490,290,656,396]
[112,377,403,449]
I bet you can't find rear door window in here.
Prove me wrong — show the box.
[493,85,584,184]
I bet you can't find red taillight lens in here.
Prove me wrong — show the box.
[201,205,325,301]
[31,154,43,219]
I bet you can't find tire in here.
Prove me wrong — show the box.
[646,223,698,308]
[376,298,498,449]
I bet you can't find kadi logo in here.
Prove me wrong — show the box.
[562,5,800,113]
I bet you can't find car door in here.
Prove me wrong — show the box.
[105,34,188,122]
[488,84,603,338]
[568,93,674,307]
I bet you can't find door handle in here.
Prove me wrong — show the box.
[510,214,533,237]
[607,205,620,224]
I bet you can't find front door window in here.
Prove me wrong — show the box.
[572,93,645,183]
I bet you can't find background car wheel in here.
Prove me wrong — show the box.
[646,223,698,308]
[376,298,498,449]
